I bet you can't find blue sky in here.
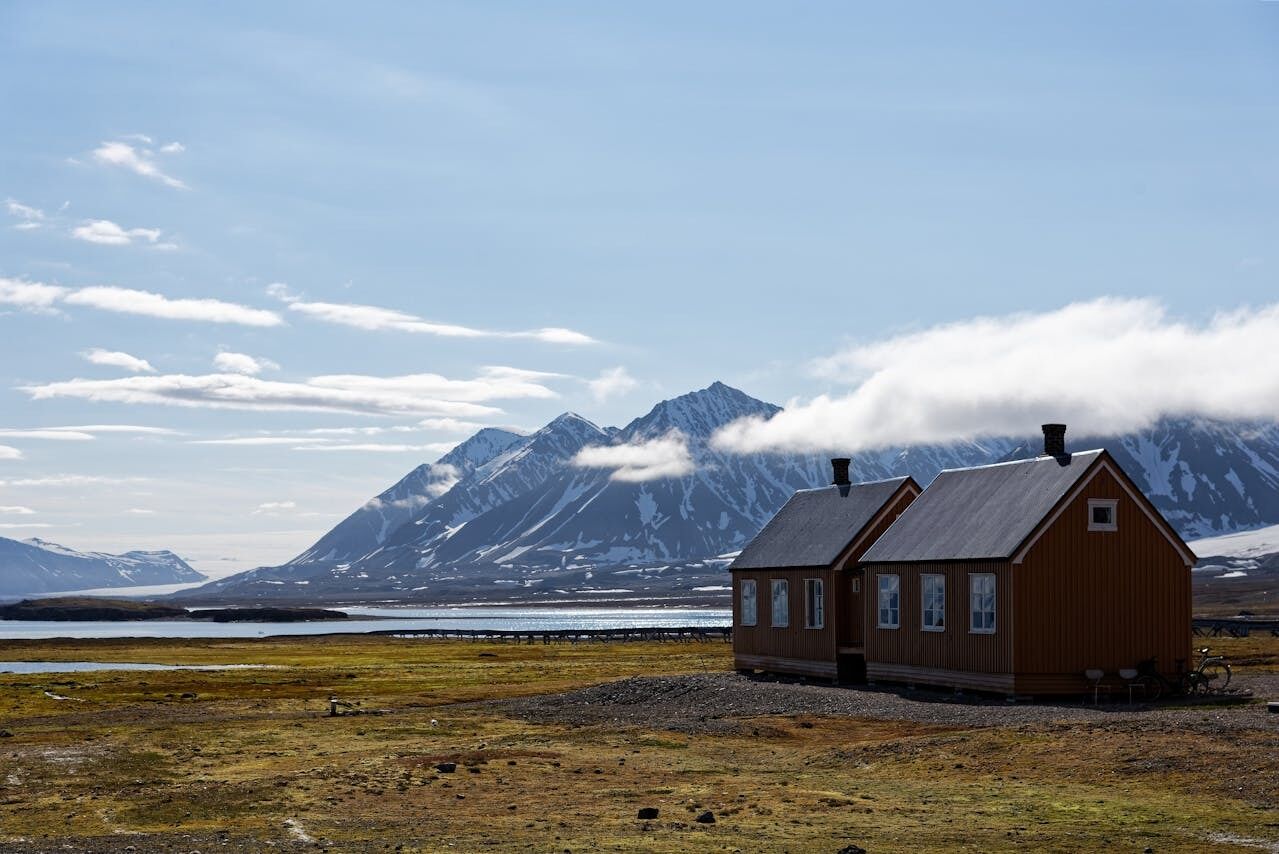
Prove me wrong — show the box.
[1,2,1276,573]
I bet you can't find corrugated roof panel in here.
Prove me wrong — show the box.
[730,477,910,570]
[861,450,1103,563]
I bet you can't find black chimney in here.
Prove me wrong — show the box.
[831,457,852,487]
[1042,423,1067,457]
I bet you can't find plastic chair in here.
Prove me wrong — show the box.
[1084,668,1108,704]
[1118,668,1139,704]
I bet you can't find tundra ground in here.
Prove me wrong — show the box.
[1,634,1277,852]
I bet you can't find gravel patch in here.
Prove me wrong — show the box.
[499,671,1279,734]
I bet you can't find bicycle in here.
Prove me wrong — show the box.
[1184,646,1231,695]
[1132,657,1180,701]
[1132,648,1231,701]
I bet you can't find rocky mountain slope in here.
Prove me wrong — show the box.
[0,537,203,598]
[181,382,1279,605]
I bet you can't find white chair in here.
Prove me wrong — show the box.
[1084,668,1108,704]
[1118,668,1139,704]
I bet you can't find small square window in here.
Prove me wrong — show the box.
[1088,499,1118,532]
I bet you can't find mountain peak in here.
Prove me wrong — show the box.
[623,381,778,441]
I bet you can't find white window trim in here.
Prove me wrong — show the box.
[803,577,824,629]
[921,573,945,633]
[877,573,900,629]
[1087,498,1118,532]
[770,578,789,628]
[969,572,996,635]
[739,579,757,627]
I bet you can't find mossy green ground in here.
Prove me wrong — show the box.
[1,634,1277,852]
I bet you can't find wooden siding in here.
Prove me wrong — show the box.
[865,662,1015,694]
[835,486,918,648]
[731,482,920,675]
[1012,465,1192,692]
[732,567,838,667]
[733,653,838,680]
[861,560,1014,684]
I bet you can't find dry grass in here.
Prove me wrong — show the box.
[1,634,1277,852]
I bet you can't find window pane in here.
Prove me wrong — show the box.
[923,575,945,629]
[877,575,899,627]
[771,580,788,627]
[969,573,995,632]
[740,580,756,626]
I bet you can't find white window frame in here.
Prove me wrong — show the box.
[804,578,825,629]
[851,577,861,594]
[969,573,996,634]
[1088,499,1118,532]
[877,574,900,629]
[770,579,789,628]
[921,573,946,632]
[739,579,757,627]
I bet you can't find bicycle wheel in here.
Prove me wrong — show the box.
[1136,675,1162,702]
[1198,662,1231,694]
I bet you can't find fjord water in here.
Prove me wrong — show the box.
[0,606,732,640]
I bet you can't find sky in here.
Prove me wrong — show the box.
[1,2,1277,575]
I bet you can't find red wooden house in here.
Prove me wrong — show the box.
[730,459,919,681]
[732,425,1196,696]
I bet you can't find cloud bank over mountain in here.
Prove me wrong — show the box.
[713,298,1279,454]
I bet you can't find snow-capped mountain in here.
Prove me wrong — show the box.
[286,427,526,567]
[0,537,203,598]
[181,382,1279,605]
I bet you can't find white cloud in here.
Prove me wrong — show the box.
[213,351,279,375]
[6,199,45,229]
[192,436,331,446]
[21,372,512,417]
[71,219,163,246]
[307,366,561,403]
[0,506,36,515]
[0,523,54,529]
[588,367,639,402]
[0,277,67,310]
[0,429,95,441]
[127,508,157,515]
[91,140,187,189]
[82,348,156,373]
[572,432,695,482]
[275,290,596,345]
[254,500,296,514]
[0,474,147,487]
[713,298,1279,454]
[65,287,282,327]
[416,417,487,434]
[0,445,24,461]
[160,142,185,154]
[293,442,457,454]
[1,279,279,326]
[50,424,179,436]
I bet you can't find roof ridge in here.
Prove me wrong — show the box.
[934,448,1104,476]
[793,475,909,494]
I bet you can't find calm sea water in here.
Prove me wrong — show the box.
[0,606,732,640]
[0,662,278,674]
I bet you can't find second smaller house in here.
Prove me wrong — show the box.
[731,460,920,682]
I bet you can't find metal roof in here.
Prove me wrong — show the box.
[860,450,1104,563]
[730,477,912,570]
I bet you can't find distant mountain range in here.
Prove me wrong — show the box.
[178,381,1279,606]
[0,537,203,599]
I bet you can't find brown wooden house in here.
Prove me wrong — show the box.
[730,460,920,681]
[858,424,1196,695]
